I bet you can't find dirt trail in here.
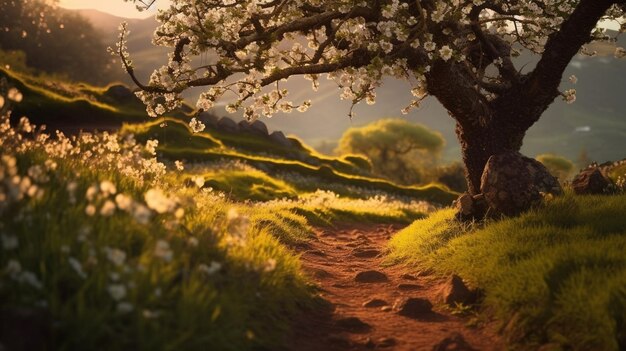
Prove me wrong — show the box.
[290,224,503,351]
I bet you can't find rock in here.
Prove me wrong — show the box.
[454,193,488,220]
[380,306,392,312]
[104,84,135,102]
[335,317,371,333]
[362,298,388,308]
[311,268,333,279]
[432,333,477,351]
[454,193,475,217]
[481,151,562,217]
[216,117,239,133]
[378,338,397,348]
[398,283,421,291]
[269,131,293,147]
[250,120,269,136]
[571,166,611,195]
[393,297,433,319]
[197,112,219,129]
[440,275,479,306]
[401,273,417,281]
[355,270,389,283]
[352,248,381,258]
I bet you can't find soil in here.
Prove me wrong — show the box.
[288,223,503,351]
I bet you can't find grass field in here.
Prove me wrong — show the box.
[388,193,626,350]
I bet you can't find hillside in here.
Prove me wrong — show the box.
[0,68,455,205]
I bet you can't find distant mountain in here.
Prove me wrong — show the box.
[77,9,626,164]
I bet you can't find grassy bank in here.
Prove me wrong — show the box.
[387,194,626,350]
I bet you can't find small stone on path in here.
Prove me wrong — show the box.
[355,270,389,283]
[362,298,388,308]
[400,273,417,280]
[432,333,477,351]
[352,248,381,258]
[398,283,421,291]
[440,275,478,306]
[394,297,433,319]
[378,337,397,348]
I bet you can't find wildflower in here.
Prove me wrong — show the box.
[154,240,173,262]
[68,257,87,279]
[106,248,126,267]
[7,88,23,102]
[86,184,99,201]
[108,284,127,301]
[175,160,184,171]
[1,234,18,250]
[19,271,43,289]
[5,259,21,276]
[439,45,453,61]
[100,180,117,196]
[85,204,96,216]
[569,75,578,84]
[187,237,199,247]
[145,139,158,155]
[191,175,205,188]
[198,261,222,275]
[100,200,116,217]
[145,188,176,214]
[117,302,134,313]
[132,204,152,224]
[115,193,133,211]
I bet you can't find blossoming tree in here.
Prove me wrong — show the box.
[118,0,625,201]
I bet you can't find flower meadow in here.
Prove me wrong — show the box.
[0,109,315,349]
[0,87,432,350]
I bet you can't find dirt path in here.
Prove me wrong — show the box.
[289,224,503,351]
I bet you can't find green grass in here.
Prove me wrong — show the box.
[122,117,457,205]
[198,169,298,202]
[0,127,314,350]
[387,193,626,350]
[0,68,191,132]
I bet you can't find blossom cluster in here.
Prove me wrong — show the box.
[120,0,625,120]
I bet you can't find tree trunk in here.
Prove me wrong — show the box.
[455,121,525,196]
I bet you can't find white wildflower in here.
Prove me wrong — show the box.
[106,248,126,267]
[100,200,116,217]
[198,261,222,275]
[108,284,127,301]
[154,240,173,262]
[68,257,87,279]
[174,160,184,171]
[145,188,177,214]
[1,234,18,250]
[117,302,134,313]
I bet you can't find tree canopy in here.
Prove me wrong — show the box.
[336,119,444,184]
[120,0,625,119]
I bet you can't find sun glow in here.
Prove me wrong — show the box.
[58,0,171,18]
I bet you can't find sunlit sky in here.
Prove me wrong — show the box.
[58,0,171,18]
